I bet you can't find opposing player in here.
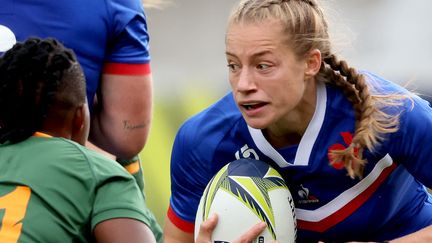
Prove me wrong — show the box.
[164,0,432,242]
[0,37,156,242]
[0,0,161,239]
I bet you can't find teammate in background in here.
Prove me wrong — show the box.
[164,0,432,242]
[0,37,156,243]
[0,0,162,240]
[0,0,152,159]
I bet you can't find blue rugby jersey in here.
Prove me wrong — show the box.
[168,72,432,242]
[0,0,151,107]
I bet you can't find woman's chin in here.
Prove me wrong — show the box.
[243,117,270,130]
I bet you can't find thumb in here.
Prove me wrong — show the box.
[195,214,219,243]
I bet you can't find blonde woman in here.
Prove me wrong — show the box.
[165,0,432,242]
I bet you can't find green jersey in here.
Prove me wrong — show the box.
[0,135,158,242]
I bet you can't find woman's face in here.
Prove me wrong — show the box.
[226,20,314,131]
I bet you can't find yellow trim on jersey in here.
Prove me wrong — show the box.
[124,161,140,174]
[33,132,52,138]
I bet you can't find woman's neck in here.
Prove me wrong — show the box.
[264,79,317,148]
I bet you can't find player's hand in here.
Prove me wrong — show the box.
[195,213,277,243]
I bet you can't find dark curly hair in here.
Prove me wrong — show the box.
[0,37,86,144]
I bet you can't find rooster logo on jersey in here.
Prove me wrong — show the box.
[327,132,358,170]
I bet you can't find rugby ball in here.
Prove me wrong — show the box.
[194,159,297,242]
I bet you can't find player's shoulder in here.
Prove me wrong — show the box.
[35,137,126,174]
[362,71,412,95]
[362,71,432,135]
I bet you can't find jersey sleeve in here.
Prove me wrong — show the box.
[103,0,150,74]
[86,151,159,233]
[168,120,213,233]
[390,94,432,187]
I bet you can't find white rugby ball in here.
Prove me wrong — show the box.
[194,158,297,243]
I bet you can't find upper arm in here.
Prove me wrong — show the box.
[168,123,212,225]
[163,217,194,243]
[89,72,153,158]
[88,0,151,158]
[94,218,156,243]
[166,122,216,242]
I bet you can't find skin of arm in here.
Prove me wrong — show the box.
[163,218,194,243]
[163,215,268,243]
[89,73,153,159]
[94,218,156,243]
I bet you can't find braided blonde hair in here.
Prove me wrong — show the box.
[228,0,404,178]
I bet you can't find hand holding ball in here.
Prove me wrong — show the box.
[194,159,297,242]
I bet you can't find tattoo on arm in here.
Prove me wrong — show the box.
[123,120,147,130]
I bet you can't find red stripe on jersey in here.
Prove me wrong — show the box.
[103,63,151,75]
[167,205,195,233]
[297,162,397,232]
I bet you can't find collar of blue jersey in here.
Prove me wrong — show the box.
[248,81,327,168]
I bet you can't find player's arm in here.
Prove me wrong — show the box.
[94,218,156,243]
[163,218,194,243]
[89,71,152,159]
[193,214,268,243]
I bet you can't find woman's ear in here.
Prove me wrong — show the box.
[304,49,322,78]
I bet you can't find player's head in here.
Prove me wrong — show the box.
[0,37,89,145]
[225,0,399,178]
[226,0,327,130]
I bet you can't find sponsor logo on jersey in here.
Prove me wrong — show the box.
[297,184,319,205]
[235,144,259,160]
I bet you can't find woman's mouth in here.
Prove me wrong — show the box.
[242,102,266,110]
[242,103,265,110]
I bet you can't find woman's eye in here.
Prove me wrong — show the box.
[227,64,238,71]
[257,64,270,70]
